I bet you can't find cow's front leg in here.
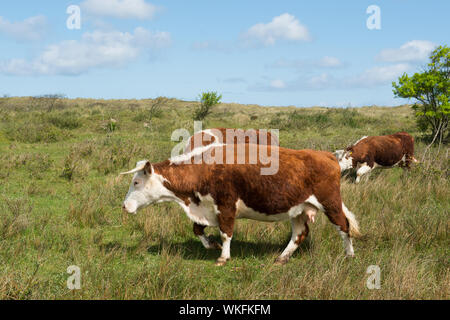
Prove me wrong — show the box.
[356,163,372,183]
[275,211,310,265]
[215,206,235,266]
[193,223,221,250]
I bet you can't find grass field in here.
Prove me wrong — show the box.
[0,96,448,300]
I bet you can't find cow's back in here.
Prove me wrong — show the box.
[205,146,341,215]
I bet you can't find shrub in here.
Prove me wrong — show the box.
[193,91,222,121]
[132,97,166,123]
[0,197,33,239]
[4,121,69,143]
[102,119,118,133]
[46,111,82,130]
[17,153,53,179]
[61,150,90,181]
[93,137,144,175]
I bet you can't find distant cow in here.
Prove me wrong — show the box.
[334,132,418,183]
[183,128,279,154]
[121,143,360,266]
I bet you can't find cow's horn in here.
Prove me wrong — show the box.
[120,160,148,175]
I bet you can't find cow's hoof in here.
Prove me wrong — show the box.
[215,258,229,266]
[274,257,288,266]
[346,253,355,258]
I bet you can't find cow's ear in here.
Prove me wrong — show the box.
[144,161,153,175]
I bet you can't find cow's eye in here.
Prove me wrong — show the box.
[134,181,139,186]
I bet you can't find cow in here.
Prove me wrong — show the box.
[121,143,361,266]
[183,128,279,154]
[334,132,418,183]
[183,128,280,244]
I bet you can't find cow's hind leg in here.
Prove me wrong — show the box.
[275,208,312,265]
[322,201,356,257]
[193,223,222,250]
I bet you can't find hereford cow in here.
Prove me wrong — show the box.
[183,128,279,154]
[334,132,418,183]
[183,128,280,242]
[121,144,361,266]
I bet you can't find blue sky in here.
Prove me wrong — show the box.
[0,0,448,107]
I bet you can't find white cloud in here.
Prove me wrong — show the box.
[0,15,47,41]
[317,56,343,68]
[350,63,411,87]
[307,73,333,89]
[242,13,311,46]
[0,27,171,76]
[377,40,436,63]
[270,79,286,89]
[251,62,410,92]
[81,0,158,20]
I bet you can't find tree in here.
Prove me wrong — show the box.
[193,91,222,121]
[148,97,166,121]
[393,45,449,142]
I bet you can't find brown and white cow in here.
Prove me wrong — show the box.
[121,143,361,266]
[334,132,418,183]
[183,128,280,242]
[183,128,279,154]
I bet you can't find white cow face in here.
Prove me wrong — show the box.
[334,150,354,172]
[121,161,174,214]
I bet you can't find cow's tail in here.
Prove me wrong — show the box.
[342,203,361,238]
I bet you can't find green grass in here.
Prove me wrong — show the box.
[0,96,448,300]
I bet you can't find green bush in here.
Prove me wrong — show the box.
[193,91,222,121]
[61,149,90,181]
[393,45,449,141]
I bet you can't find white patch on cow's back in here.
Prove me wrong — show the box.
[235,195,323,222]
[353,136,368,146]
[170,143,224,164]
